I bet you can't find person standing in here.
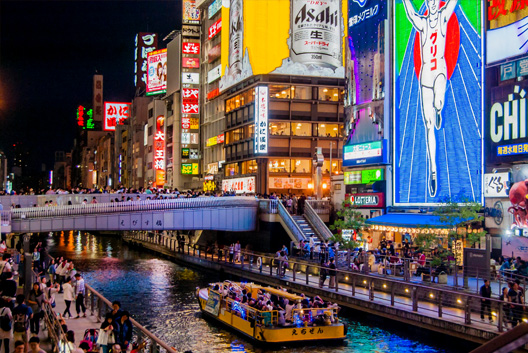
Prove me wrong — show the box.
[480,280,492,323]
[328,258,337,289]
[26,283,45,336]
[12,295,32,353]
[62,277,74,318]
[319,259,328,288]
[0,304,12,353]
[74,273,86,318]
[28,337,46,353]
[234,241,241,263]
[116,311,133,350]
[97,314,115,353]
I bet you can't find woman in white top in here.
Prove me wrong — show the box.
[0,306,12,353]
[62,277,75,318]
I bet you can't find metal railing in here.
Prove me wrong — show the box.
[10,197,258,220]
[306,200,332,214]
[0,211,10,226]
[277,201,306,242]
[258,199,278,214]
[304,201,333,241]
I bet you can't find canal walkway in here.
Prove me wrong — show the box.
[122,233,521,346]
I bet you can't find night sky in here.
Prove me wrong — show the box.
[0,0,181,169]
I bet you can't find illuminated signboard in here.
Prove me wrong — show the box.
[181,148,190,159]
[182,42,200,55]
[182,72,200,84]
[208,0,221,18]
[346,0,386,106]
[344,171,361,185]
[183,0,200,24]
[182,132,191,144]
[207,88,220,100]
[486,82,528,163]
[190,149,200,159]
[207,44,221,63]
[362,168,384,184]
[154,115,166,186]
[182,163,199,175]
[208,18,221,40]
[208,65,222,83]
[222,177,256,194]
[190,118,199,130]
[85,108,94,130]
[484,172,510,197]
[345,193,385,208]
[218,0,347,92]
[182,88,200,115]
[146,49,167,96]
[182,57,200,68]
[182,25,200,38]
[104,102,130,131]
[487,0,528,64]
[77,105,85,127]
[343,140,387,166]
[190,133,199,144]
[269,177,311,189]
[134,33,157,90]
[182,88,199,100]
[393,0,482,205]
[254,86,268,154]
[206,133,225,147]
[93,75,103,121]
[182,116,191,129]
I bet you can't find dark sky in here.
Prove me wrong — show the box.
[0,0,181,169]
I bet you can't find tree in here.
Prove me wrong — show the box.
[329,200,367,250]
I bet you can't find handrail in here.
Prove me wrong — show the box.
[277,201,306,242]
[306,200,332,214]
[258,199,278,214]
[304,201,333,241]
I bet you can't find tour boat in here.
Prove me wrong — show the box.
[196,281,347,345]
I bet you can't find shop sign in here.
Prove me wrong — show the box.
[182,163,199,175]
[343,140,387,166]
[190,118,199,130]
[344,171,361,185]
[182,25,200,38]
[208,64,222,83]
[154,115,166,186]
[182,99,199,114]
[208,18,221,40]
[269,177,311,189]
[182,116,191,129]
[222,177,256,194]
[207,88,220,100]
[182,42,200,55]
[204,175,214,181]
[207,44,221,63]
[501,62,517,81]
[207,163,218,174]
[345,192,385,208]
[206,133,224,147]
[182,57,200,68]
[455,240,464,266]
[254,86,269,154]
[361,168,384,184]
[182,72,200,84]
[182,88,199,100]
[181,148,190,159]
[484,172,510,197]
[190,148,200,159]
[208,0,221,19]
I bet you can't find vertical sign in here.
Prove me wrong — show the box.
[183,0,200,24]
[134,33,157,91]
[146,49,167,96]
[93,75,103,122]
[154,115,166,186]
[254,86,269,154]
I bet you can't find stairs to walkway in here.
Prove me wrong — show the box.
[292,215,317,240]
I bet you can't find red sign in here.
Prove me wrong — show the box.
[345,193,385,208]
[182,57,200,68]
[77,105,84,127]
[217,133,225,144]
[104,102,130,131]
[208,19,222,40]
[207,88,220,100]
[182,116,191,129]
[182,42,200,54]
[182,88,199,100]
[154,115,165,186]
[488,0,528,21]
[208,44,221,63]
[182,100,199,114]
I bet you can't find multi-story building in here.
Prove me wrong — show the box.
[94,133,114,189]
[129,96,151,189]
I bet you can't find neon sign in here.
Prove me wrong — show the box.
[154,115,165,186]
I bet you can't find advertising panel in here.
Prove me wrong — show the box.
[181,163,200,175]
[182,101,199,114]
[190,118,199,130]
[154,115,166,186]
[146,49,167,96]
[104,102,130,131]
[346,0,386,106]
[209,0,222,18]
[484,172,510,197]
[208,44,221,63]
[218,0,347,92]
[93,75,103,122]
[393,0,483,205]
[182,132,191,144]
[487,0,528,64]
[190,149,200,159]
[182,57,200,68]
[182,88,199,100]
[345,192,385,208]
[486,81,528,164]
[254,86,269,154]
[182,117,191,130]
[206,134,225,147]
[182,72,200,84]
[502,236,528,259]
[182,25,201,38]
[183,0,201,24]
[208,65,222,83]
[343,140,387,166]
[134,33,157,90]
[269,177,311,189]
[222,176,256,194]
[344,171,361,184]
[208,18,222,40]
[181,148,190,159]
[362,168,384,184]
[182,42,200,55]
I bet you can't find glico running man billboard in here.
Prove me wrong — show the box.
[218,0,347,92]
[393,0,483,205]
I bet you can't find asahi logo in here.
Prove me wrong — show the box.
[294,4,339,27]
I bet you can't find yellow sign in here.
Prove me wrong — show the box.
[192,163,199,175]
[190,117,199,130]
[203,180,216,192]
[219,0,347,91]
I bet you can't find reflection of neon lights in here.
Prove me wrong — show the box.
[231,301,246,320]
[293,312,303,327]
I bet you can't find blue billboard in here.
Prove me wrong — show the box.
[393,0,483,205]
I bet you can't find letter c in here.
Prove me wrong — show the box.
[491,103,504,143]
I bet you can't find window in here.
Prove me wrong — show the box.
[318,123,341,138]
[224,163,239,177]
[233,128,244,142]
[269,122,290,136]
[319,87,340,102]
[241,159,258,174]
[268,159,291,173]
[292,86,312,100]
[225,88,255,113]
[269,85,291,99]
[292,159,311,174]
[292,122,312,137]
[322,160,342,175]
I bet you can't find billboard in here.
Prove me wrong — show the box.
[487,1,528,64]
[182,42,200,55]
[182,57,200,68]
[93,75,103,122]
[393,0,483,205]
[104,102,130,131]
[154,115,166,186]
[254,86,268,154]
[343,140,388,166]
[146,49,167,96]
[218,0,347,92]
[222,177,256,194]
[134,33,157,90]
[183,0,201,24]
[346,0,386,106]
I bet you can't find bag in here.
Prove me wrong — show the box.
[13,311,27,332]
[96,330,108,346]
[0,308,11,331]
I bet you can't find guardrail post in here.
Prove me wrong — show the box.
[241,254,244,269]
[352,276,355,296]
[306,266,309,285]
[390,285,395,306]
[292,263,296,282]
[412,287,418,312]
[438,291,442,318]
[369,280,373,301]
[465,297,471,324]
[498,302,504,332]
[270,260,273,276]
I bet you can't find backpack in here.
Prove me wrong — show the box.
[13,311,27,332]
[0,308,11,332]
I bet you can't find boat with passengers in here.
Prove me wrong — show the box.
[196,281,347,345]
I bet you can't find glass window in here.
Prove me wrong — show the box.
[292,159,311,174]
[224,163,239,177]
[319,87,340,102]
[268,159,291,173]
[322,160,342,175]
[247,124,254,139]
[292,122,312,137]
[318,123,341,137]
[241,159,258,174]
[292,86,312,100]
[269,85,291,99]
[269,122,291,136]
[233,128,244,142]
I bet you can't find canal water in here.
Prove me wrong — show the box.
[46,232,472,353]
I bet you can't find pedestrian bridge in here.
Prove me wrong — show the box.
[3,197,259,233]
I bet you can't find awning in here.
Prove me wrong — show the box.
[365,213,452,229]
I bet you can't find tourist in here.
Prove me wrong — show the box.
[27,283,45,335]
[112,344,123,353]
[78,342,91,353]
[115,311,133,350]
[110,301,123,322]
[480,280,492,323]
[234,241,241,262]
[328,258,337,289]
[0,254,12,281]
[47,258,56,284]
[508,281,523,327]
[46,282,60,309]
[2,272,18,309]
[13,340,24,353]
[0,302,12,353]
[499,287,510,329]
[28,337,46,353]
[228,244,234,263]
[12,295,32,353]
[74,273,87,318]
[319,259,328,288]
[62,276,74,318]
[97,313,115,353]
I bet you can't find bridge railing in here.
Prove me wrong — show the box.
[10,197,258,219]
[304,201,333,241]
[0,211,10,226]
[306,200,332,215]
[258,199,278,214]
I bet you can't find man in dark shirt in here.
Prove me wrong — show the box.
[12,294,33,353]
[480,280,492,322]
[508,282,522,327]
[1,272,17,309]
[328,258,337,288]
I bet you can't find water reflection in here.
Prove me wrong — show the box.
[47,233,461,353]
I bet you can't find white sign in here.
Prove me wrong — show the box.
[222,177,256,194]
[207,64,222,83]
[181,132,191,144]
[182,72,200,84]
[254,86,269,154]
[484,172,510,197]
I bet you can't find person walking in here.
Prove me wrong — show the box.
[26,283,45,336]
[12,295,32,353]
[319,259,328,288]
[480,279,492,323]
[74,273,86,318]
[62,277,74,318]
[328,258,337,289]
[0,303,12,353]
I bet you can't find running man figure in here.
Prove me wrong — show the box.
[402,0,458,197]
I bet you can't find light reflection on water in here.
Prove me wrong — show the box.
[46,233,462,353]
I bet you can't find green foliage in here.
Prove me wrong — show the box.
[329,200,367,250]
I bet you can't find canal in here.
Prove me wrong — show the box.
[46,232,474,353]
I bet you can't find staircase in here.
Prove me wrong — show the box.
[292,215,318,240]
